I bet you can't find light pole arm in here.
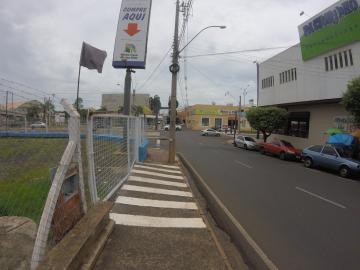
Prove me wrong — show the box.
[178,25,226,55]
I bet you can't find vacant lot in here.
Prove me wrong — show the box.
[0,138,68,223]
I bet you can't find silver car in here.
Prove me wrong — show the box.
[201,128,221,137]
[30,122,46,128]
[234,135,258,150]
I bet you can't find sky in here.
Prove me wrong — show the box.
[0,0,337,110]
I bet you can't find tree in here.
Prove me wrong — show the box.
[247,106,288,142]
[26,103,42,120]
[150,95,161,130]
[342,76,360,125]
[73,97,84,110]
[132,105,144,116]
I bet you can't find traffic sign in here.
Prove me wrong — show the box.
[113,0,152,69]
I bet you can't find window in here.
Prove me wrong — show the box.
[325,57,329,71]
[334,54,338,69]
[322,146,338,157]
[329,55,333,70]
[349,49,354,66]
[202,118,209,126]
[338,53,343,68]
[309,145,323,153]
[288,70,291,82]
[294,69,297,80]
[291,69,294,80]
[284,112,310,138]
[262,76,274,89]
[344,51,348,66]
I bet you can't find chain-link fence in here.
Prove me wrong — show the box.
[87,114,145,202]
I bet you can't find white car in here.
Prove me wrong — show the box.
[201,128,221,137]
[30,122,46,128]
[234,135,258,150]
[164,124,182,131]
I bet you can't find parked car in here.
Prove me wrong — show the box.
[259,139,301,160]
[234,135,258,150]
[164,124,182,131]
[302,144,360,178]
[201,128,221,137]
[30,122,46,128]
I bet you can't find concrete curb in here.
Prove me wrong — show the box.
[177,153,278,270]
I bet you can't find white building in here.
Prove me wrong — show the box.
[258,0,360,149]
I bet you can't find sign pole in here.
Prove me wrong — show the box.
[76,64,81,111]
[168,0,180,164]
[123,68,132,115]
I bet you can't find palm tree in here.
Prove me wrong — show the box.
[149,95,161,130]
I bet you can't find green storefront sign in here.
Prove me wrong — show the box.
[299,0,360,60]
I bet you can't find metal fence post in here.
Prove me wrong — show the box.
[87,115,98,204]
[127,117,131,173]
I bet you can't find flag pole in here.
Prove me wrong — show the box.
[76,63,81,111]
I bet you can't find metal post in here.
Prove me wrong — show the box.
[123,68,132,116]
[168,0,180,164]
[233,96,241,144]
[76,65,81,111]
[256,62,260,139]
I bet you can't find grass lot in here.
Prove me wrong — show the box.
[0,138,68,223]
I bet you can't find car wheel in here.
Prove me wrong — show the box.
[279,152,286,160]
[303,157,313,168]
[217,134,220,137]
[339,166,350,178]
[260,147,265,155]
[244,144,248,150]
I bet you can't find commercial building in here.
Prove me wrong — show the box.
[258,0,360,149]
[181,104,253,132]
[101,93,150,112]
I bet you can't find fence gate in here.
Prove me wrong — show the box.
[87,114,144,202]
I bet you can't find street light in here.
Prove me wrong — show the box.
[168,3,226,163]
[178,25,227,55]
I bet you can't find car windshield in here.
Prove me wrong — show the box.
[245,137,255,142]
[281,140,293,147]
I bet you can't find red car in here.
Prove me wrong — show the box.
[259,140,301,160]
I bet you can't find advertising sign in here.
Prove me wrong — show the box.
[298,0,360,60]
[113,0,152,69]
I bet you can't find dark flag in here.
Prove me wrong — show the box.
[80,42,107,73]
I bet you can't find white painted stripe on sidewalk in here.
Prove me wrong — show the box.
[115,196,198,210]
[122,185,193,197]
[296,186,347,209]
[143,163,180,170]
[129,175,187,187]
[134,164,182,174]
[132,169,184,180]
[110,213,206,228]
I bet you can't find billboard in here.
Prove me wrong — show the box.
[113,0,152,69]
[298,0,360,60]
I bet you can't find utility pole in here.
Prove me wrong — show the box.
[233,95,241,144]
[255,61,260,139]
[168,0,180,164]
[5,91,8,132]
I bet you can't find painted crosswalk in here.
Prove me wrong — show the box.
[109,162,206,229]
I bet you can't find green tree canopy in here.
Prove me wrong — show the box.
[73,97,84,110]
[150,95,162,130]
[247,106,288,142]
[342,76,360,124]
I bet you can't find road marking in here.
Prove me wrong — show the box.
[235,160,253,169]
[122,184,193,197]
[143,163,180,170]
[115,196,198,210]
[129,175,187,188]
[110,213,206,228]
[134,164,182,174]
[132,169,184,180]
[295,186,346,209]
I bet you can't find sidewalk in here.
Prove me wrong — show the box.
[94,162,229,270]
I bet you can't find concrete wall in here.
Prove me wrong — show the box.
[268,103,350,149]
[259,42,360,106]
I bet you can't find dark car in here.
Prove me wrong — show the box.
[302,144,360,178]
[259,139,301,160]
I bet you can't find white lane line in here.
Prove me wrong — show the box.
[115,196,198,210]
[134,164,182,174]
[132,169,184,180]
[129,175,187,188]
[295,186,346,209]
[122,185,193,197]
[143,163,180,170]
[110,213,206,228]
[235,160,253,169]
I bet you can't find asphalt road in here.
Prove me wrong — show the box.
[176,130,360,270]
